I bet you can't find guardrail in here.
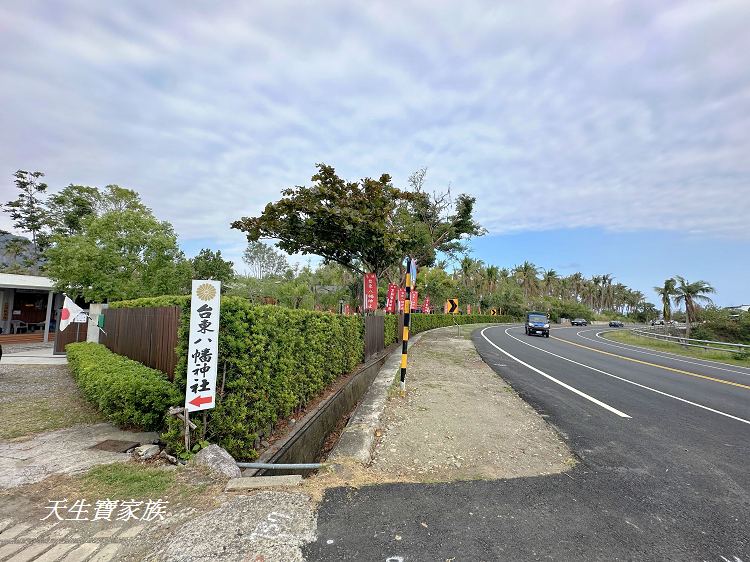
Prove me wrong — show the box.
[629,326,750,355]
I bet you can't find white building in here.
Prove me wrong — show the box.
[0,273,63,342]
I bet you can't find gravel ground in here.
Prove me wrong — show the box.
[0,341,54,354]
[371,326,573,481]
[0,363,103,440]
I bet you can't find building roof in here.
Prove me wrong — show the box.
[0,273,55,291]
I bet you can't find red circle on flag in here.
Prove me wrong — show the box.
[61,308,70,320]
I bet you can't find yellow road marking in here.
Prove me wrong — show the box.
[551,335,750,390]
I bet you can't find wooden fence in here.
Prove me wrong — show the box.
[53,309,88,354]
[364,314,385,361]
[100,306,181,379]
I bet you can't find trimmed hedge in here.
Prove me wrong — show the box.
[411,313,516,334]
[111,296,363,460]
[102,296,515,458]
[384,314,398,347]
[66,342,181,431]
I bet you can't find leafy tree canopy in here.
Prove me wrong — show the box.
[45,194,190,302]
[242,240,289,279]
[232,164,484,279]
[191,248,235,290]
[4,170,49,255]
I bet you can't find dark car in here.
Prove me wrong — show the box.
[525,311,550,337]
[571,318,588,326]
[608,320,624,328]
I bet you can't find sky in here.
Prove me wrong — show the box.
[1,1,749,306]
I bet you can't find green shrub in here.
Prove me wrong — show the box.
[410,313,516,334]
[384,314,398,347]
[109,296,190,309]
[113,296,364,460]
[381,313,517,344]
[66,342,181,431]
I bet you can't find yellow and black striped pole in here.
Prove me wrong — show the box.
[400,257,413,392]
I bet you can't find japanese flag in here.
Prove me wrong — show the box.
[60,295,84,332]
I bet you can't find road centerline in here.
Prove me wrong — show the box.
[580,329,750,376]
[550,334,750,390]
[480,327,631,418]
[491,326,750,427]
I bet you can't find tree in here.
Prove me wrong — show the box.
[672,276,716,337]
[654,278,677,321]
[46,184,101,237]
[4,170,49,255]
[513,261,539,302]
[231,164,484,279]
[45,197,190,302]
[397,168,485,271]
[232,164,413,277]
[191,249,235,290]
[541,269,559,297]
[242,241,289,278]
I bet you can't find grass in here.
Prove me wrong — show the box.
[602,330,750,368]
[1,396,103,440]
[82,463,176,498]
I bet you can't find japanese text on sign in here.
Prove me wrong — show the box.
[385,283,398,314]
[185,280,221,412]
[364,273,378,311]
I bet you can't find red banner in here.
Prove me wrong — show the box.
[467,304,471,315]
[385,283,398,313]
[363,273,378,311]
[344,303,351,315]
[423,296,431,314]
[399,287,406,312]
[411,291,418,311]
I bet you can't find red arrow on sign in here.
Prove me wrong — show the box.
[189,395,213,407]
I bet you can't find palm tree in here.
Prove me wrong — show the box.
[513,261,539,302]
[458,256,482,289]
[541,269,559,297]
[654,278,677,321]
[484,265,499,293]
[672,276,715,338]
[569,272,585,302]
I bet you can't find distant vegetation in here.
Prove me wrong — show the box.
[5,166,726,327]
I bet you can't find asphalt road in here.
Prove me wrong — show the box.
[304,326,749,561]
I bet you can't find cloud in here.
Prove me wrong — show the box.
[1,0,749,254]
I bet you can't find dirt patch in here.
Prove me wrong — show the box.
[368,326,573,482]
[0,364,103,440]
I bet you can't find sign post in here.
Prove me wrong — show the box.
[400,257,416,392]
[185,280,221,450]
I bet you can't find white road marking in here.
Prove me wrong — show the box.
[0,543,24,560]
[61,542,99,561]
[32,543,76,562]
[489,326,750,426]
[118,524,145,539]
[576,328,750,377]
[9,543,53,562]
[480,327,631,418]
[93,527,120,538]
[21,522,59,540]
[88,544,122,562]
[0,522,31,539]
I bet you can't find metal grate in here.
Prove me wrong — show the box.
[89,439,140,453]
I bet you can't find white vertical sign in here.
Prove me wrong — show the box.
[185,280,221,412]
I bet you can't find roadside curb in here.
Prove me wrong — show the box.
[328,333,423,465]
